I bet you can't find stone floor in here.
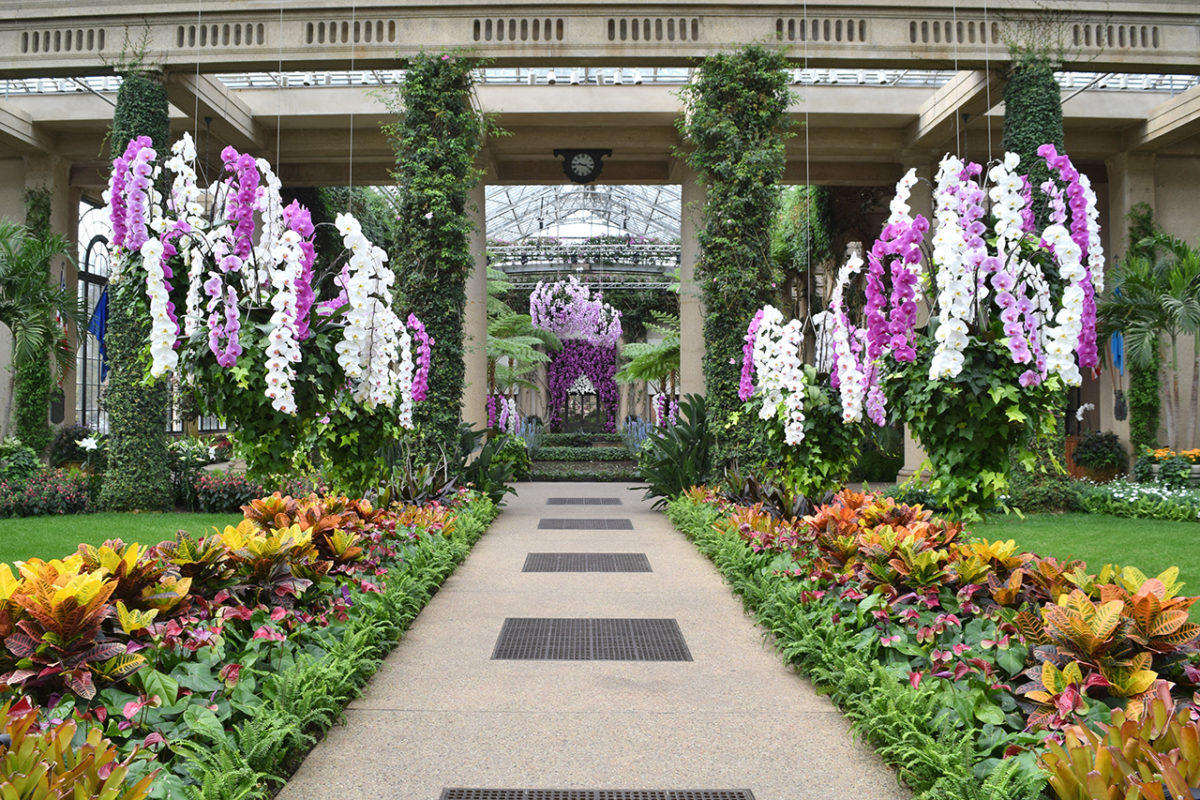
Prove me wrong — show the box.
[276,482,911,800]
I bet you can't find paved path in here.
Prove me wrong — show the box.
[278,482,911,800]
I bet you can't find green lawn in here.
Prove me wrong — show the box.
[0,512,240,566]
[975,513,1200,615]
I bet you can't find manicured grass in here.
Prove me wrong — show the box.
[0,512,240,566]
[976,512,1200,617]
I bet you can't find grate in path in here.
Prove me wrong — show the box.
[491,618,691,661]
[546,497,623,505]
[522,553,651,573]
[537,518,633,530]
[441,791,755,799]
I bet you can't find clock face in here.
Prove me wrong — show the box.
[570,152,596,177]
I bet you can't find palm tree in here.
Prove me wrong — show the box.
[485,266,560,399]
[0,221,84,438]
[616,310,680,409]
[1099,233,1200,449]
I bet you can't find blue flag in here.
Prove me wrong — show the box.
[87,287,109,380]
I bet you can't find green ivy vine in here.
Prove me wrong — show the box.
[11,189,55,455]
[383,53,494,464]
[99,67,172,511]
[678,45,793,467]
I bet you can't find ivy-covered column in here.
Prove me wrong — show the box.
[99,68,172,511]
[678,46,791,467]
[386,54,487,461]
[1002,52,1064,231]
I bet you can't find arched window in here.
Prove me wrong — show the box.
[76,200,109,432]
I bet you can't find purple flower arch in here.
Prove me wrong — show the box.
[547,340,619,432]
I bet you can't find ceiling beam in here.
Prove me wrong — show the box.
[0,99,51,153]
[1123,83,1200,151]
[905,69,1004,151]
[165,73,262,151]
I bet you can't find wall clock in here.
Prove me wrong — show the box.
[553,149,612,183]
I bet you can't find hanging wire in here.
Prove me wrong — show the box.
[193,0,202,144]
[984,0,993,161]
[952,0,961,155]
[347,1,356,205]
[803,0,816,343]
[275,4,283,179]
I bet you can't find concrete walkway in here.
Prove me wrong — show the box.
[278,482,911,800]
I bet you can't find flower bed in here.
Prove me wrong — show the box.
[1076,479,1200,523]
[0,489,496,799]
[668,489,1200,799]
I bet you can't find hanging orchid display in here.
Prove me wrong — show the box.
[529,276,622,432]
[801,146,1102,518]
[103,134,430,484]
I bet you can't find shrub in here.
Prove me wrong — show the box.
[1158,455,1192,490]
[0,468,90,517]
[169,437,214,510]
[533,446,632,463]
[1132,452,1156,483]
[1001,469,1086,513]
[636,394,713,508]
[1076,479,1200,522]
[49,423,95,466]
[490,434,531,480]
[194,471,264,513]
[1071,431,1126,471]
[0,439,41,485]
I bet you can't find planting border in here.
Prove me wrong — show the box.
[665,497,1045,800]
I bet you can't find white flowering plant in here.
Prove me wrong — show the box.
[817,148,1103,520]
[733,305,862,498]
[104,134,431,488]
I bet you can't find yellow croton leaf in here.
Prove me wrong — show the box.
[0,562,20,601]
[115,600,158,635]
[51,570,111,608]
[92,542,142,576]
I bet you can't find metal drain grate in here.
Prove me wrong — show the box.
[440,791,755,799]
[546,497,623,506]
[522,553,652,573]
[537,518,634,530]
[491,618,692,661]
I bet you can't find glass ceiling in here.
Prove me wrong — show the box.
[485,184,680,243]
[2,68,1197,98]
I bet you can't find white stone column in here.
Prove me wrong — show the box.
[1105,152,1156,261]
[461,179,489,432]
[678,162,705,398]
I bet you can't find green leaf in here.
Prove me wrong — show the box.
[973,701,1006,726]
[182,703,228,744]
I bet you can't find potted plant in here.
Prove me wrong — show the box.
[1071,431,1127,482]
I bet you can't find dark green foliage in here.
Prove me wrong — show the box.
[193,471,264,514]
[1132,454,1156,483]
[540,431,624,446]
[99,278,171,511]
[1072,431,1127,471]
[1123,203,1161,451]
[100,68,171,511]
[0,439,41,485]
[532,445,632,463]
[12,356,51,456]
[0,467,90,517]
[384,54,489,464]
[678,46,792,467]
[490,435,531,479]
[607,287,679,342]
[378,461,458,507]
[528,463,639,482]
[718,465,830,520]
[636,394,714,507]
[1158,456,1192,490]
[1000,470,1085,514]
[1129,359,1161,451]
[1001,54,1063,231]
[771,185,833,319]
[460,431,517,506]
[11,189,62,456]
[49,423,94,466]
